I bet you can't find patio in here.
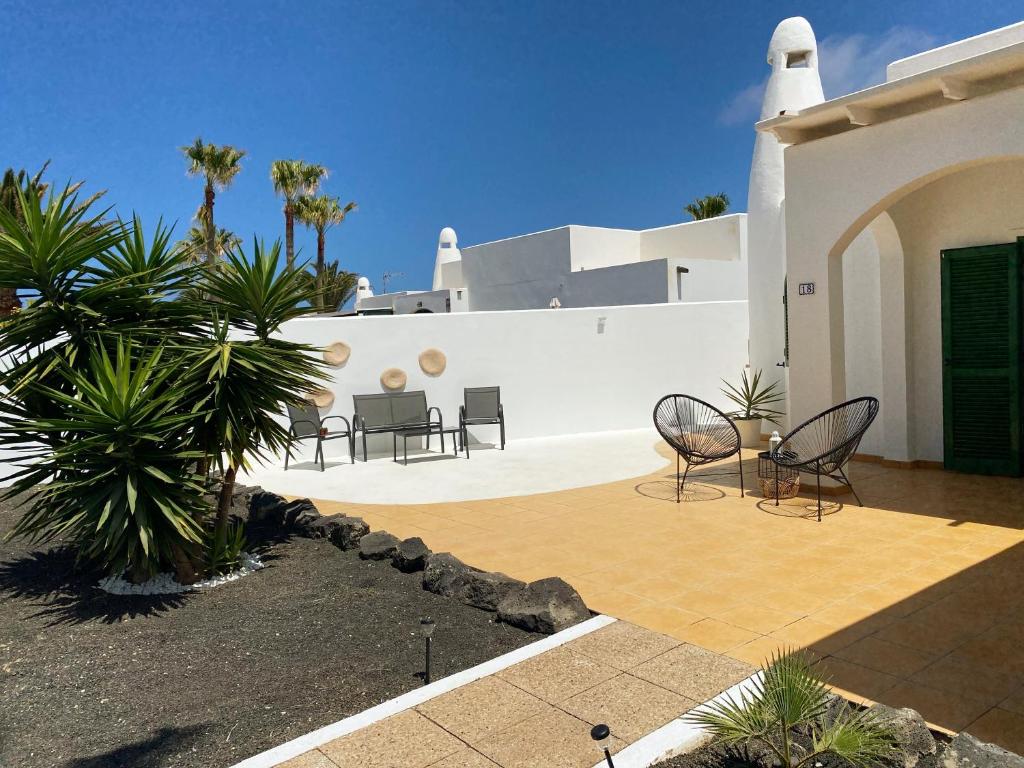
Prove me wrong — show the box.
[257,436,1024,753]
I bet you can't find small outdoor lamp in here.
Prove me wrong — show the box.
[591,723,615,768]
[420,617,436,685]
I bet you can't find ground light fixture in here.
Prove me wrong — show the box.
[420,617,435,685]
[591,723,615,767]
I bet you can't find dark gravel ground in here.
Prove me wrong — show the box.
[0,490,534,768]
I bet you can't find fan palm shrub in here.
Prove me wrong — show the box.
[688,651,895,767]
[300,260,358,313]
[685,192,730,220]
[270,160,328,269]
[181,138,245,268]
[0,181,324,583]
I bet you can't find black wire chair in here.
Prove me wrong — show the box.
[769,396,879,521]
[653,394,744,503]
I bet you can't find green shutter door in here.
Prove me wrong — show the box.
[941,242,1021,476]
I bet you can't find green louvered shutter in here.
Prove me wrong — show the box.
[941,242,1021,476]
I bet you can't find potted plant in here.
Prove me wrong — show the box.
[722,368,785,449]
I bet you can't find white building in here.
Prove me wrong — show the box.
[759,20,1024,473]
[430,216,747,311]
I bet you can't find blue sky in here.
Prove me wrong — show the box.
[2,1,1019,294]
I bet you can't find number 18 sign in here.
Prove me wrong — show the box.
[798,282,815,296]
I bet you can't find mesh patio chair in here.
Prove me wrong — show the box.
[769,396,879,521]
[459,387,504,457]
[653,394,744,503]
[285,402,353,471]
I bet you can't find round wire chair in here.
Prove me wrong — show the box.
[653,394,744,503]
[769,396,879,521]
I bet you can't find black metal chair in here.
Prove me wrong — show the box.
[653,394,744,503]
[769,396,879,521]
[459,387,505,457]
[285,402,353,471]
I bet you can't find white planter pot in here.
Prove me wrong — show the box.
[734,417,763,449]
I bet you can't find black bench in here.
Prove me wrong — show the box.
[352,391,444,462]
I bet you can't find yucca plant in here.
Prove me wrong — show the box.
[721,368,786,423]
[1,339,208,582]
[204,520,248,576]
[0,174,324,583]
[688,651,895,768]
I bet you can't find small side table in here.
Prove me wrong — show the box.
[757,451,800,500]
[394,427,464,465]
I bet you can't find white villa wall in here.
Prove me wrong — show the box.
[274,301,749,441]
[842,229,884,457]
[458,218,746,311]
[886,21,1024,81]
[887,160,1024,461]
[782,83,1024,463]
[569,227,642,270]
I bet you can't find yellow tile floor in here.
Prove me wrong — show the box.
[312,443,1024,754]
[281,622,751,768]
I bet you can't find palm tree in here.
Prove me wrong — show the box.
[294,193,357,309]
[685,192,730,220]
[300,260,358,313]
[0,163,50,315]
[270,160,329,269]
[178,205,241,265]
[180,138,245,267]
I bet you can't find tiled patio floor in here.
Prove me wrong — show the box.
[279,621,752,768]
[313,444,1024,753]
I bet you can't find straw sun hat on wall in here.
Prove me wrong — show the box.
[303,388,335,409]
[323,341,351,367]
[380,368,407,391]
[418,348,447,376]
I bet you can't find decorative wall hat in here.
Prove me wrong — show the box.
[303,388,335,409]
[323,341,351,367]
[418,348,447,376]
[380,368,407,391]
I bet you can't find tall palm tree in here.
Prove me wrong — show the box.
[294,194,357,309]
[270,160,329,269]
[180,224,242,265]
[180,138,245,267]
[0,163,50,315]
[685,192,730,220]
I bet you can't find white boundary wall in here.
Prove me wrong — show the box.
[276,301,749,440]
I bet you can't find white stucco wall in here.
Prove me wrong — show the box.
[569,227,642,270]
[456,217,747,311]
[886,21,1024,81]
[274,301,750,441]
[841,229,884,456]
[887,160,1024,460]
[781,83,1024,463]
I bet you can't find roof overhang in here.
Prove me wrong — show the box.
[756,40,1024,145]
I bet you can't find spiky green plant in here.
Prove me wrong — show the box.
[721,368,786,423]
[188,240,324,548]
[0,181,324,582]
[685,192,730,220]
[270,160,329,269]
[204,520,247,576]
[1,339,208,581]
[181,138,245,268]
[688,651,895,768]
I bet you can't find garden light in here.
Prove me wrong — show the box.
[421,617,435,684]
[591,723,615,767]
